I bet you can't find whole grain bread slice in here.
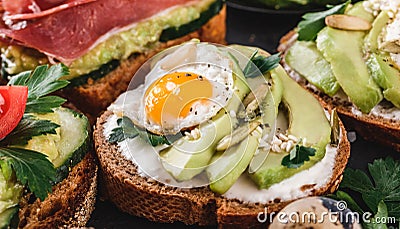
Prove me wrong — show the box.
[278,31,400,152]
[17,152,98,228]
[93,110,350,228]
[61,6,227,123]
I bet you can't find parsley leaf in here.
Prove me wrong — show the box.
[0,147,56,200]
[109,116,139,143]
[8,64,69,114]
[109,116,170,146]
[144,133,171,147]
[1,115,59,146]
[281,145,316,168]
[340,157,400,221]
[363,201,389,229]
[25,96,66,114]
[297,0,350,41]
[243,50,281,78]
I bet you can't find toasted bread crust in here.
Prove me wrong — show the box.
[18,152,98,228]
[278,31,400,151]
[94,110,350,228]
[62,6,227,121]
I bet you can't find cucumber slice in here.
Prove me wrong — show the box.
[24,108,90,183]
[159,0,223,42]
[52,108,90,183]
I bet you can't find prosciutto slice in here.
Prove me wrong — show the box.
[3,0,97,20]
[0,0,194,63]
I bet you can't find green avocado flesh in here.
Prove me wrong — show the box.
[249,66,331,189]
[286,41,339,96]
[285,2,400,113]
[207,128,261,194]
[1,0,222,82]
[315,3,383,113]
[316,26,382,113]
[365,11,400,108]
[0,170,22,229]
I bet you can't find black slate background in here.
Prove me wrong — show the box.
[87,4,400,228]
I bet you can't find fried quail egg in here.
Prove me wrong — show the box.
[119,41,235,135]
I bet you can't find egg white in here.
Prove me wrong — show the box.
[116,41,235,135]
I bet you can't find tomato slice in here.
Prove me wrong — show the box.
[0,86,28,140]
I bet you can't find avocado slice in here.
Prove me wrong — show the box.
[250,65,331,189]
[365,11,390,52]
[285,41,339,96]
[159,56,250,181]
[207,65,284,191]
[316,2,382,113]
[364,11,400,108]
[227,44,283,124]
[207,126,262,194]
[224,45,283,173]
[367,53,400,108]
[316,27,382,112]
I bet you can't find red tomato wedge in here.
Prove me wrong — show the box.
[0,86,28,140]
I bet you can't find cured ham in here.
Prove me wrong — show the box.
[0,0,194,63]
[2,0,73,14]
[3,0,97,20]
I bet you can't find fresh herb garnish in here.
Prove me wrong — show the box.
[297,0,350,41]
[340,157,400,221]
[108,116,139,143]
[0,64,71,200]
[0,147,55,200]
[8,64,69,114]
[109,116,170,146]
[243,50,281,78]
[281,144,316,168]
[1,115,59,146]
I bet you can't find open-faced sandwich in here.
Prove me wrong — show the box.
[94,41,350,228]
[0,0,226,119]
[0,64,97,227]
[279,0,400,151]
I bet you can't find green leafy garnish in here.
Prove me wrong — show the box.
[0,147,55,200]
[297,0,350,41]
[363,201,390,229]
[281,145,316,168]
[8,64,69,114]
[2,115,59,146]
[108,116,139,143]
[0,64,71,201]
[340,157,400,222]
[243,50,281,78]
[109,116,170,146]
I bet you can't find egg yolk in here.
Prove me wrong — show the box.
[145,72,213,127]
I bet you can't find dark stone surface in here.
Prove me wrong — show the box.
[87,4,400,228]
